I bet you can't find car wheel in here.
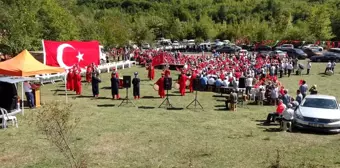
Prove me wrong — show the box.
[317,58,321,62]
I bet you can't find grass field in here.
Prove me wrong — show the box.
[1,60,340,168]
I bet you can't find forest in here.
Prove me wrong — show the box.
[0,0,340,54]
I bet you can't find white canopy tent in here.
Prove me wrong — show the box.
[0,76,39,115]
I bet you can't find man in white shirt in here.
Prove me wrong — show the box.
[23,81,35,108]
[325,61,332,74]
[245,76,253,96]
[287,63,293,77]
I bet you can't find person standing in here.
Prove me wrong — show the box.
[86,65,92,83]
[306,61,311,75]
[189,70,197,93]
[66,69,74,91]
[325,60,332,73]
[331,60,336,72]
[72,66,77,92]
[91,72,101,98]
[147,64,155,80]
[179,71,188,96]
[299,80,308,98]
[287,62,293,77]
[245,76,253,96]
[111,72,120,99]
[75,70,82,95]
[23,81,35,108]
[132,72,140,99]
[295,90,303,104]
[155,72,165,98]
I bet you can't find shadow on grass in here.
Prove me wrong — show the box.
[167,94,182,97]
[142,96,161,99]
[166,107,184,110]
[76,95,94,98]
[97,104,115,107]
[138,106,155,109]
[140,79,151,82]
[58,93,76,96]
[212,95,225,98]
[214,108,228,111]
[263,128,282,132]
[97,97,111,100]
[216,99,227,102]
[214,105,225,108]
[101,87,111,90]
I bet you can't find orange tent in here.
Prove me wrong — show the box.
[0,50,64,76]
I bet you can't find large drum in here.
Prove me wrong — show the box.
[174,83,180,89]
[153,84,159,91]
[119,78,123,89]
[326,70,333,75]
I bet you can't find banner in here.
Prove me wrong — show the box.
[151,53,164,66]
[42,40,100,69]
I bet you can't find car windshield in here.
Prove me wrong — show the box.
[301,98,338,109]
[295,49,304,54]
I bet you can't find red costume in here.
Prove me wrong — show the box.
[164,69,171,77]
[86,66,92,83]
[189,72,197,93]
[148,65,155,80]
[66,70,74,91]
[179,73,188,96]
[156,74,165,98]
[74,71,82,95]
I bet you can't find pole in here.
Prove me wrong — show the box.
[65,74,68,103]
[21,82,24,115]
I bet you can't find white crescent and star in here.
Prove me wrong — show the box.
[56,43,84,69]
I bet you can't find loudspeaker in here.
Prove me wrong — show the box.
[193,78,201,91]
[238,77,246,88]
[123,76,131,88]
[164,77,172,90]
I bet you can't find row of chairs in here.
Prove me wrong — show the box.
[0,108,18,129]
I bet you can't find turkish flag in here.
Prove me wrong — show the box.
[43,40,100,69]
[152,53,164,66]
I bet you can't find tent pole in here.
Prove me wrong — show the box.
[65,74,68,103]
[21,82,24,115]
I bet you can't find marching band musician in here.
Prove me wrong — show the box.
[86,65,92,83]
[72,66,78,92]
[189,69,197,93]
[147,64,155,80]
[132,72,141,99]
[155,72,165,98]
[91,71,101,98]
[111,72,120,99]
[66,68,74,91]
[179,71,188,96]
[74,69,82,95]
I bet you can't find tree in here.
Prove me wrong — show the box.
[308,6,334,40]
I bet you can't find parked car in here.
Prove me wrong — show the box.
[286,48,307,59]
[293,95,340,133]
[276,44,294,51]
[310,52,340,62]
[327,48,340,54]
[141,43,150,49]
[303,48,322,58]
[216,46,237,54]
[269,50,287,59]
[302,44,323,51]
[254,45,272,52]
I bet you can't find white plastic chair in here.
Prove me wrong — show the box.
[0,108,18,129]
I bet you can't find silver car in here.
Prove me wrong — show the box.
[294,95,340,133]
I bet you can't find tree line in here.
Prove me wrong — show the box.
[0,0,340,54]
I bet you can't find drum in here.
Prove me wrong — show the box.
[326,70,333,75]
[186,80,190,86]
[153,84,159,91]
[174,83,180,89]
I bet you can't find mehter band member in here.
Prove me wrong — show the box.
[179,71,188,96]
[155,72,165,98]
[74,70,82,95]
[111,72,120,99]
[147,64,155,80]
[66,68,74,91]
[91,72,101,98]
[132,72,140,99]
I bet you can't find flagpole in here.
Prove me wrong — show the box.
[65,74,68,103]
[21,82,24,115]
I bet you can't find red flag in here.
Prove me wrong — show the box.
[151,54,164,66]
[43,40,100,69]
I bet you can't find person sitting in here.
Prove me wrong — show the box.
[207,76,216,86]
[281,101,298,132]
[309,85,318,95]
[228,89,238,111]
[264,99,286,124]
[215,77,222,92]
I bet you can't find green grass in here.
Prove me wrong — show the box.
[1,60,340,168]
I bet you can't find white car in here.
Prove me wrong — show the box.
[294,95,340,133]
[302,44,323,51]
[269,50,287,59]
